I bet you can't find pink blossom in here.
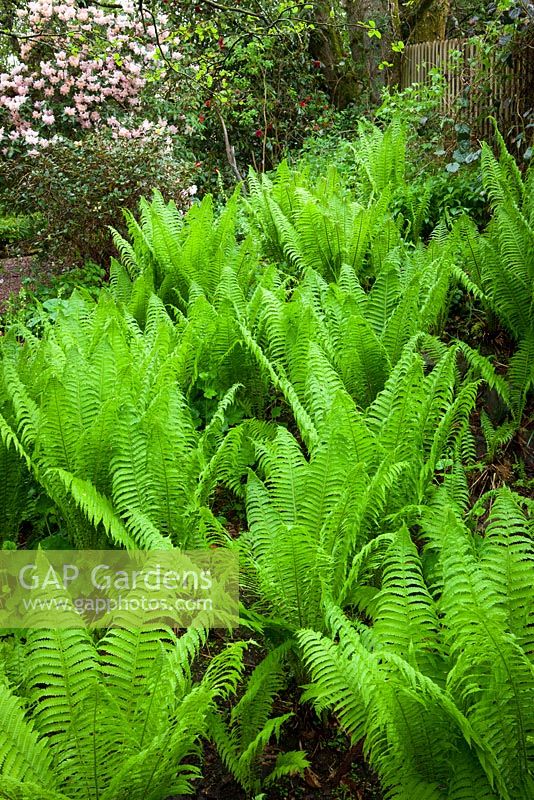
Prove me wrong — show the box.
[0,0,183,151]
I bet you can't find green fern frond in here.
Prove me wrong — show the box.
[507,332,534,419]
[0,686,55,789]
[373,526,442,666]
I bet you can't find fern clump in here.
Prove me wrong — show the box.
[0,291,251,549]
[454,130,534,422]
[298,489,534,800]
[0,118,532,800]
[0,622,247,800]
[208,642,309,793]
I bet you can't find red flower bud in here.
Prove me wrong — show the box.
[255,129,262,138]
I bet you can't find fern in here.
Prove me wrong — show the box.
[298,490,534,799]
[246,160,390,281]
[454,136,534,423]
[0,291,258,548]
[208,643,308,793]
[0,624,246,800]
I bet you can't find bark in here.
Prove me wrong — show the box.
[406,0,451,43]
[344,0,399,105]
[310,1,360,108]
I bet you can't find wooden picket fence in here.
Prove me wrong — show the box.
[400,37,533,141]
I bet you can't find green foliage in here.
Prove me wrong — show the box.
[0,120,532,800]
[0,431,32,545]
[0,622,247,799]
[0,214,39,249]
[454,131,534,418]
[3,131,195,267]
[208,643,308,793]
[300,113,487,242]
[159,1,329,187]
[111,190,257,309]
[246,160,391,280]
[239,336,488,633]
[0,261,105,335]
[0,290,250,548]
[351,118,406,199]
[298,489,534,800]
[110,190,270,420]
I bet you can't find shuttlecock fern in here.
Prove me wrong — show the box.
[0,622,247,800]
[454,132,534,420]
[208,642,308,794]
[0,291,253,549]
[298,489,534,800]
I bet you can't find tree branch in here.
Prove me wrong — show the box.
[214,105,245,186]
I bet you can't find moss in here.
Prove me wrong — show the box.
[411,0,451,42]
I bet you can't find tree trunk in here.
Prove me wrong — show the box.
[408,0,451,43]
[344,0,398,106]
[310,1,360,108]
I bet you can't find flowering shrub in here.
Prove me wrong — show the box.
[5,129,196,265]
[0,0,179,154]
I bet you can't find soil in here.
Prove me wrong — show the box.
[0,255,34,312]
[444,300,534,501]
[191,717,382,800]
[176,630,383,800]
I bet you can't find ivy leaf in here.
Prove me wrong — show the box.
[465,150,481,164]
